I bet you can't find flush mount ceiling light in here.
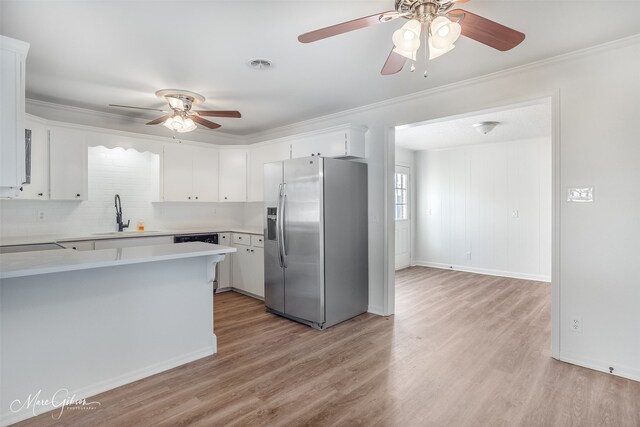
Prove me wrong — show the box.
[298,0,525,76]
[473,121,500,135]
[108,89,241,133]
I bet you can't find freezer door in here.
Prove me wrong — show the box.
[263,161,285,313]
[282,157,324,324]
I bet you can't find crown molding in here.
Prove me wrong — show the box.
[25,98,244,144]
[245,33,640,144]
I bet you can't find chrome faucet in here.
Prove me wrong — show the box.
[114,194,130,232]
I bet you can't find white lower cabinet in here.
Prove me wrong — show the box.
[231,233,264,298]
[58,240,95,251]
[93,236,173,250]
[217,233,232,288]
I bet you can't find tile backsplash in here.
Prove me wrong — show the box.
[0,146,251,240]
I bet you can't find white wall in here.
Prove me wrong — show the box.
[414,137,551,281]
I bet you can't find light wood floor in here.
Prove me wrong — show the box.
[16,267,640,426]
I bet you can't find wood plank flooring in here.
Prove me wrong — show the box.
[15,267,640,426]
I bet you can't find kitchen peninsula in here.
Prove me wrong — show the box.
[0,242,234,425]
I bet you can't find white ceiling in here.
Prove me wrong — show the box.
[395,101,551,151]
[1,1,639,138]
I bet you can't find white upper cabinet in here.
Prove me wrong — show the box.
[163,143,219,202]
[192,146,219,202]
[0,36,29,198]
[49,126,88,200]
[290,125,366,160]
[219,150,247,202]
[247,141,290,202]
[17,115,49,199]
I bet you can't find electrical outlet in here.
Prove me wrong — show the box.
[37,210,45,221]
[570,318,582,333]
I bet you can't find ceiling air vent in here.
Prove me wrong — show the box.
[248,59,272,70]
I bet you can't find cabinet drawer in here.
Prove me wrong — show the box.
[219,233,231,246]
[58,240,94,251]
[232,233,251,246]
[251,235,264,247]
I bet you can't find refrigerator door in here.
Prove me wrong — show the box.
[282,157,324,324]
[263,161,285,313]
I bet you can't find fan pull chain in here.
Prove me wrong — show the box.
[423,26,428,78]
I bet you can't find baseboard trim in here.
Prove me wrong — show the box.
[413,261,551,282]
[367,305,387,316]
[559,352,640,383]
[230,288,265,301]
[1,341,217,426]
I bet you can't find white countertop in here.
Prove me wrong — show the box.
[0,242,236,279]
[0,226,264,247]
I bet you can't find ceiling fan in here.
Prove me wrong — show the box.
[298,0,525,76]
[109,89,241,133]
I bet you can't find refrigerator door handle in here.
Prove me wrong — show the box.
[277,184,284,268]
[280,184,287,268]
[280,183,288,268]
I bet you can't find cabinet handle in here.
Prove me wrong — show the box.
[224,196,228,200]
[19,187,23,192]
[38,193,43,196]
[317,152,321,156]
[195,196,198,200]
[251,249,254,253]
[188,196,191,200]
[76,194,81,197]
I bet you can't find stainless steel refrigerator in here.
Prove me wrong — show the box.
[264,156,368,330]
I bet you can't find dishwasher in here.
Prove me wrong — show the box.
[173,233,221,291]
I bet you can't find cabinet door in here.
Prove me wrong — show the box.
[93,235,173,250]
[217,233,232,288]
[163,144,193,201]
[247,142,290,202]
[232,245,251,292]
[290,130,347,159]
[18,116,48,199]
[219,150,247,201]
[49,127,88,200]
[192,146,219,202]
[248,246,265,298]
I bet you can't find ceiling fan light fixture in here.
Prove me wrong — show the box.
[178,117,197,133]
[428,37,456,60]
[430,16,461,49]
[392,46,417,61]
[392,19,421,53]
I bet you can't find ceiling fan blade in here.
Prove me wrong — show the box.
[191,115,221,130]
[146,115,172,125]
[381,49,407,75]
[194,110,241,118]
[450,9,525,51]
[298,10,401,43]
[109,104,168,113]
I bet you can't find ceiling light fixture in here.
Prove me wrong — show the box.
[163,114,197,133]
[392,19,421,58]
[473,121,500,135]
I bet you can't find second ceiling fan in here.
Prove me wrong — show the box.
[298,0,525,75]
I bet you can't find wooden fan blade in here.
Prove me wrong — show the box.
[450,9,525,51]
[146,115,172,125]
[191,115,221,130]
[110,104,168,113]
[381,49,407,75]
[194,110,241,118]
[299,10,400,43]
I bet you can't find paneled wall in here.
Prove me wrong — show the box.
[414,137,551,281]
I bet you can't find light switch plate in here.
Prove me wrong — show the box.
[567,187,594,203]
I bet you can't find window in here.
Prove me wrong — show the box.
[395,172,408,220]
